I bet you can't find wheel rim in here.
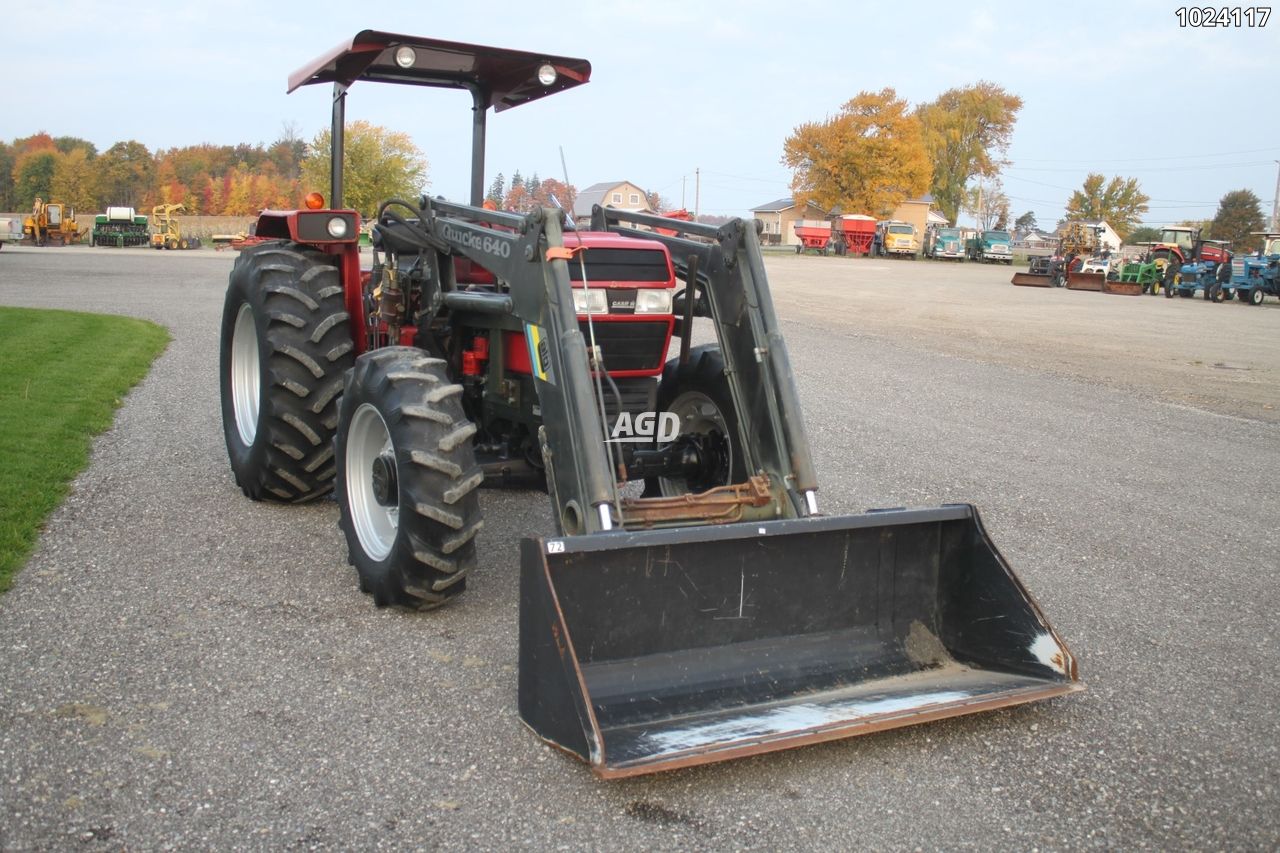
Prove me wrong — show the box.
[659,391,733,497]
[346,403,397,560]
[230,304,260,446]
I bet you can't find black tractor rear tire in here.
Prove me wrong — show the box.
[335,348,484,610]
[219,242,354,502]
[645,345,747,497]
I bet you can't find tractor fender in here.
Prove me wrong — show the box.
[254,209,363,246]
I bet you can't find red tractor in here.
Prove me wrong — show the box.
[218,31,1078,778]
[1147,225,1230,272]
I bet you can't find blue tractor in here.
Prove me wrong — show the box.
[1230,232,1280,306]
[1171,240,1232,300]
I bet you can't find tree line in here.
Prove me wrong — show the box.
[1011,186,1267,252]
[782,83,1153,241]
[2,130,306,216]
[783,84,1271,251]
[484,172,578,215]
[1,122,432,218]
[781,84,1155,238]
[782,83,1027,230]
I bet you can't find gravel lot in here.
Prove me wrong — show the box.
[0,244,1277,850]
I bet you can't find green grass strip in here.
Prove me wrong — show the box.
[0,307,169,593]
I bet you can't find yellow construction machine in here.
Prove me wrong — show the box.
[23,199,82,246]
[151,203,201,250]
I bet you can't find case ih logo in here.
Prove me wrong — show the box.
[607,411,680,443]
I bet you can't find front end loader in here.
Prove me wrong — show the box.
[151,204,199,249]
[218,31,1079,778]
[1011,253,1061,287]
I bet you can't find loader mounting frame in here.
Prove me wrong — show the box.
[366,196,820,534]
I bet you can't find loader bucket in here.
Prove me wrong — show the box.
[1066,271,1105,291]
[519,505,1079,778]
[1102,279,1142,296]
[1011,272,1051,287]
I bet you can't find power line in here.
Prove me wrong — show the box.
[1012,146,1280,164]
[700,168,792,185]
[1008,160,1274,174]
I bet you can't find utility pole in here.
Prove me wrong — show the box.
[1272,160,1280,231]
[694,168,700,220]
[681,175,686,210]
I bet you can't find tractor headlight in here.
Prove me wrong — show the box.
[326,216,349,238]
[537,63,557,86]
[572,288,607,315]
[394,46,417,68]
[633,289,673,314]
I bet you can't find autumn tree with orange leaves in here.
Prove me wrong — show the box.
[3,122,425,217]
[783,88,932,219]
[300,121,427,217]
[916,82,1023,226]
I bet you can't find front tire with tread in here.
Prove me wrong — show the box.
[219,241,354,502]
[336,348,484,610]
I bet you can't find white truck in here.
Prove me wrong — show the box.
[0,215,24,249]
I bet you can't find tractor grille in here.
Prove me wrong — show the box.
[580,320,669,373]
[567,248,670,282]
[602,377,658,420]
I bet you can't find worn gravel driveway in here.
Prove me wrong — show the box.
[0,245,1276,849]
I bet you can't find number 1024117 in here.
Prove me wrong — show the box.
[1176,6,1271,26]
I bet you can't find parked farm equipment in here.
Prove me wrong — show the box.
[925,224,965,261]
[151,204,201,250]
[835,215,875,256]
[1170,240,1232,300]
[1065,265,1103,291]
[0,216,22,250]
[91,207,151,247]
[1144,225,1229,281]
[1107,260,1159,295]
[23,199,81,246]
[793,220,832,254]
[966,230,1012,264]
[1041,223,1101,291]
[218,30,1079,779]
[655,208,693,237]
[1011,253,1062,287]
[876,220,919,259]
[1230,233,1280,305]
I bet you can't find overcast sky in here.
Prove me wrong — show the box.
[4,1,1277,228]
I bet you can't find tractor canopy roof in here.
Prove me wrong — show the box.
[288,30,591,112]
